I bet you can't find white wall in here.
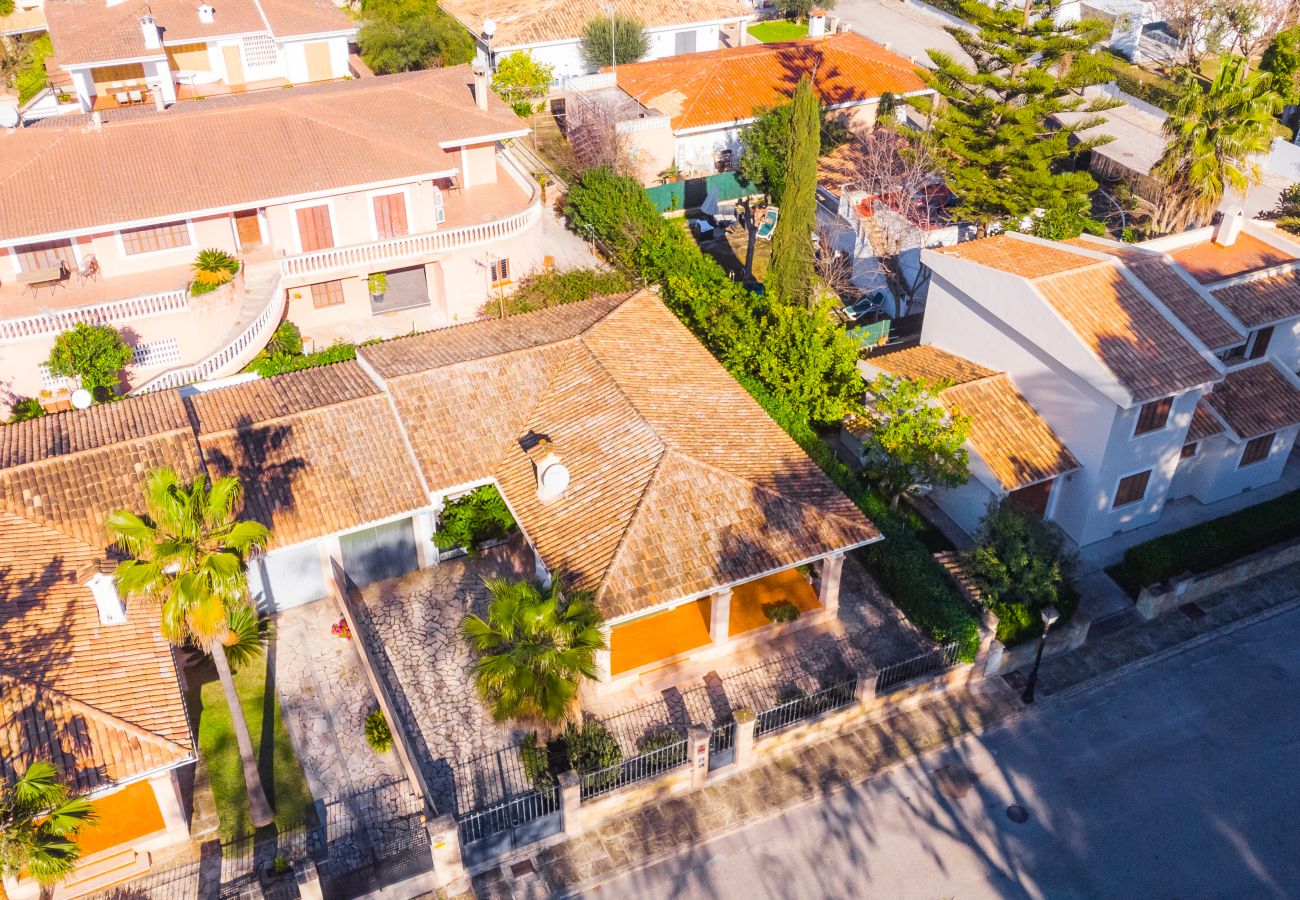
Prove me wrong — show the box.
[930,476,999,537]
[1184,426,1300,505]
[279,35,350,83]
[674,126,743,176]
[646,24,719,60]
[495,21,729,82]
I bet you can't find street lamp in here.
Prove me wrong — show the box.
[483,19,497,73]
[1021,605,1059,705]
[599,1,617,76]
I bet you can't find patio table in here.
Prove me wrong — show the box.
[17,265,66,296]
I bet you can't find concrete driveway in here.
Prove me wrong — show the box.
[835,0,972,68]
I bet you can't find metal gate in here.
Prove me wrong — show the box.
[708,720,736,771]
[457,785,562,867]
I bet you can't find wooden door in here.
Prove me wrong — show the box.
[303,42,332,82]
[222,44,245,86]
[295,205,334,252]
[234,210,261,248]
[372,193,408,239]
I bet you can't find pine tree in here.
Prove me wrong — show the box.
[906,0,1119,236]
[767,75,820,308]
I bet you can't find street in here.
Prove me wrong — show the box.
[580,604,1300,899]
[830,0,970,68]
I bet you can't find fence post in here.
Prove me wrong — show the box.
[854,670,877,707]
[688,724,710,789]
[559,770,583,837]
[733,707,757,770]
[294,859,324,900]
[426,814,469,895]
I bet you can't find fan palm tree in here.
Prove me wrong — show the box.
[1151,55,1282,235]
[461,575,605,729]
[0,761,97,900]
[105,468,274,828]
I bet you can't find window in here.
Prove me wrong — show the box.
[1113,470,1151,508]
[309,280,346,308]
[1240,433,1274,467]
[16,239,73,272]
[1246,326,1274,361]
[490,257,510,286]
[1134,397,1172,436]
[1218,343,1247,364]
[120,221,189,255]
[295,204,334,252]
[373,192,409,239]
[431,186,446,225]
[1180,442,1198,460]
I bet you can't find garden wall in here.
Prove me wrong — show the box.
[1135,536,1300,620]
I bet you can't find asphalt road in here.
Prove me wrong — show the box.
[830,0,970,68]
[580,603,1300,899]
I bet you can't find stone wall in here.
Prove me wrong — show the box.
[1135,536,1300,620]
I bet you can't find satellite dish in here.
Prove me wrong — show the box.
[71,389,93,409]
[539,461,570,496]
[0,105,18,129]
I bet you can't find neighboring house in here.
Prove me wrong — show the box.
[439,0,754,84]
[855,220,1300,546]
[0,0,46,37]
[0,396,200,898]
[0,68,542,409]
[564,31,933,182]
[42,0,356,112]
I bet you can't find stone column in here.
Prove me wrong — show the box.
[559,770,583,837]
[854,671,877,708]
[150,770,189,834]
[688,724,710,789]
[595,624,612,683]
[733,707,757,770]
[413,510,437,569]
[710,589,732,646]
[818,553,845,614]
[295,860,325,900]
[426,814,469,896]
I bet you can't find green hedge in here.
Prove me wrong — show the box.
[244,341,356,377]
[1106,489,1300,597]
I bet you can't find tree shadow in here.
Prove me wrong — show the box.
[192,413,308,533]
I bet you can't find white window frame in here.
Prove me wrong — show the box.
[288,197,338,255]
[367,187,413,242]
[1237,433,1276,469]
[431,185,446,226]
[115,219,195,258]
[1111,467,1153,510]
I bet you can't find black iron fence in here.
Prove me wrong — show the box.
[754,676,857,737]
[874,641,962,695]
[579,738,690,800]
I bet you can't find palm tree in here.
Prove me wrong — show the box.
[106,468,275,828]
[1151,55,1282,235]
[0,761,97,900]
[461,575,606,729]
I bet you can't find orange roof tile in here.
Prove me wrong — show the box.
[1168,232,1294,284]
[438,0,752,47]
[1201,361,1300,440]
[1210,270,1300,329]
[611,33,928,132]
[1187,401,1225,442]
[934,234,1099,280]
[0,69,525,242]
[866,345,996,386]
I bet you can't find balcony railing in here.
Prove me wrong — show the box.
[277,200,542,279]
[0,288,190,343]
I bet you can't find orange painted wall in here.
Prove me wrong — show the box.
[728,568,821,637]
[610,598,712,675]
[75,779,166,858]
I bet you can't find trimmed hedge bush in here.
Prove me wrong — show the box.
[491,267,632,316]
[244,341,357,377]
[762,600,800,623]
[432,484,517,556]
[1107,489,1300,597]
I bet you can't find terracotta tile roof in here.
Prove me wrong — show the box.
[1201,361,1300,440]
[1168,232,1294,284]
[44,0,352,67]
[1187,401,1225,442]
[866,345,996,386]
[437,0,752,48]
[869,347,1079,491]
[0,68,524,242]
[612,33,928,132]
[1210,270,1300,329]
[189,363,428,548]
[0,391,190,470]
[934,234,1101,280]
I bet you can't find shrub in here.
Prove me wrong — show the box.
[490,268,632,316]
[269,855,291,876]
[7,398,45,424]
[364,709,394,753]
[263,321,304,358]
[635,726,686,772]
[433,484,517,555]
[762,600,800,623]
[520,731,556,789]
[244,341,356,377]
[14,34,52,104]
[367,273,387,295]
[191,248,241,288]
[46,322,133,396]
[1106,488,1300,597]
[562,720,622,790]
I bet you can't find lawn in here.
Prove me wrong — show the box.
[747,20,809,43]
[193,650,316,841]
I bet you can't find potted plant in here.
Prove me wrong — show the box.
[659,164,681,184]
[190,248,241,296]
[368,273,387,303]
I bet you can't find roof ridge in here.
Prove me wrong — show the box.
[0,669,191,757]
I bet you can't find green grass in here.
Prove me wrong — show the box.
[194,651,315,841]
[16,34,53,104]
[747,20,809,43]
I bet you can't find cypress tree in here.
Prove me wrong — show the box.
[905,0,1119,236]
[767,74,820,309]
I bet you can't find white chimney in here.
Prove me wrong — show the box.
[808,8,827,39]
[1214,208,1244,247]
[140,14,161,49]
[86,572,127,625]
[472,63,489,111]
[523,435,570,503]
[197,3,214,24]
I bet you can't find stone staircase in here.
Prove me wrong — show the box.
[53,849,151,899]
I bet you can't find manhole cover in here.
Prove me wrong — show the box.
[1006,804,1030,824]
[934,764,977,799]
[509,859,537,879]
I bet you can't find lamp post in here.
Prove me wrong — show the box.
[483,19,497,73]
[1021,605,1059,705]
[599,1,617,76]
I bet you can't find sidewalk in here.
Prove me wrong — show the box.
[466,559,1300,899]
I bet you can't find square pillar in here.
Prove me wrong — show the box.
[733,707,757,770]
[559,770,583,836]
[426,814,469,895]
[854,671,877,707]
[150,770,189,834]
[710,589,732,645]
[688,724,710,789]
[595,625,612,683]
[413,510,437,569]
[818,553,845,614]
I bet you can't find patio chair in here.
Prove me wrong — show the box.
[128,90,143,104]
[77,255,98,285]
[114,91,130,106]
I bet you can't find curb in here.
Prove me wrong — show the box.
[544,594,1300,898]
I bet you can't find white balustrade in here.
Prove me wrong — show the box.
[0,288,190,343]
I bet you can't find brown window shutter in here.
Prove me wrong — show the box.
[373,194,408,239]
[296,205,334,252]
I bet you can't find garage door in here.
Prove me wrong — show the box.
[339,518,418,587]
[248,543,328,611]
